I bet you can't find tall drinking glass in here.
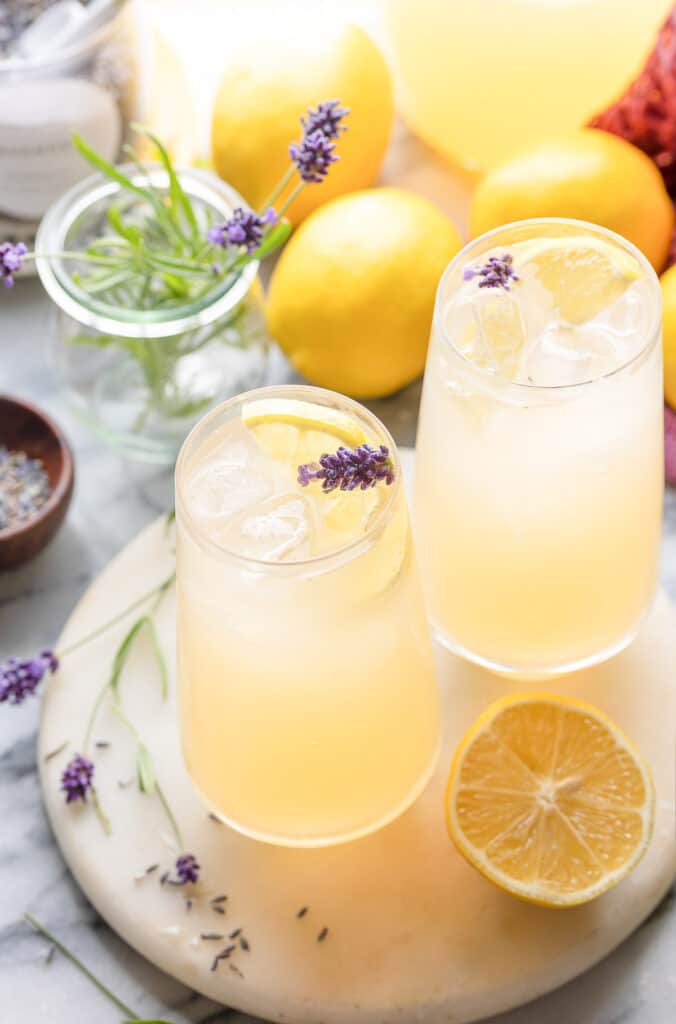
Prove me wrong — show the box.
[415,219,663,676]
[176,386,440,846]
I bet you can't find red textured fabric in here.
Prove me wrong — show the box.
[590,8,676,194]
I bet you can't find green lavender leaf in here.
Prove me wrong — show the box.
[132,122,199,241]
[109,617,148,698]
[108,205,143,246]
[136,743,156,795]
[145,618,168,700]
[73,133,151,202]
[77,269,137,295]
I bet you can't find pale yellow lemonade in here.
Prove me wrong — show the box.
[415,220,663,675]
[176,388,440,846]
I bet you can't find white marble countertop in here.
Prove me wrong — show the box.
[1,274,676,1024]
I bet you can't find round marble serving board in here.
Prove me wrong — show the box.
[39,449,676,1024]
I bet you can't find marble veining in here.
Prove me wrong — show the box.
[2,270,676,1022]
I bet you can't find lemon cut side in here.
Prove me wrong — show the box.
[515,235,642,325]
[446,693,654,907]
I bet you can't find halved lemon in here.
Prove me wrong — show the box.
[515,235,642,324]
[446,693,654,907]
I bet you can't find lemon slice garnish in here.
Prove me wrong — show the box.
[241,399,367,450]
[446,693,654,907]
[514,235,642,324]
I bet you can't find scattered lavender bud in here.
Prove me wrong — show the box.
[301,99,349,140]
[289,130,338,183]
[463,253,519,292]
[175,853,200,885]
[0,650,58,705]
[298,444,395,493]
[61,755,94,803]
[0,241,27,288]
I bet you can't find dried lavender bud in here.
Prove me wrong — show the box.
[175,853,200,885]
[0,650,58,705]
[61,755,95,803]
[298,444,395,493]
[301,100,349,140]
[289,130,338,183]
[463,253,519,292]
[0,446,51,531]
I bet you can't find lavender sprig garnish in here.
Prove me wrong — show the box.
[0,650,58,704]
[289,129,338,183]
[208,206,277,255]
[0,241,27,287]
[301,99,350,140]
[1,101,348,294]
[298,444,395,493]
[463,253,519,292]
[60,755,95,803]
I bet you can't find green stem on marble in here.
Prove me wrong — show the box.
[59,573,175,660]
[23,914,142,1021]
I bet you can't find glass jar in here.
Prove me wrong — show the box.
[0,0,134,247]
[36,167,270,464]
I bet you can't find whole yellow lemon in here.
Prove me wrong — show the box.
[211,22,393,225]
[661,263,676,409]
[267,188,462,398]
[470,129,674,272]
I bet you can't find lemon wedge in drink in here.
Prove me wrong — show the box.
[242,397,379,548]
[241,397,364,450]
[446,693,654,907]
[515,234,642,324]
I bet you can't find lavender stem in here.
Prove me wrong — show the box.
[24,915,140,1020]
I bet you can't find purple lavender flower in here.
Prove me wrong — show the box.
[289,130,338,184]
[208,206,276,255]
[298,444,395,493]
[0,241,27,288]
[463,253,519,292]
[301,100,349,140]
[175,853,200,884]
[61,755,95,803]
[0,650,58,705]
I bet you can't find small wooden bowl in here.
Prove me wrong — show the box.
[0,395,74,571]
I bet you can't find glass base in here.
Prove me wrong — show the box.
[430,607,652,680]
[188,741,441,848]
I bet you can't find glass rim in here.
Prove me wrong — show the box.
[175,384,403,572]
[35,165,259,339]
[433,217,662,394]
